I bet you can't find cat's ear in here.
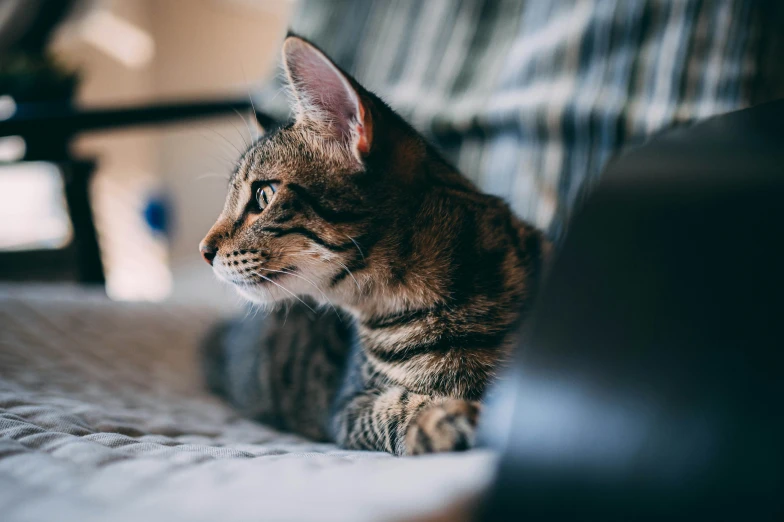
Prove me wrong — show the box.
[282,35,372,158]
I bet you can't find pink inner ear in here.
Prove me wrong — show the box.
[355,104,370,155]
[284,38,364,144]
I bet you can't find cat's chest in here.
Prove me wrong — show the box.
[355,320,511,399]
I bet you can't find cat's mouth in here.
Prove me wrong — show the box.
[213,254,331,306]
[225,267,293,288]
[214,259,306,296]
[226,272,291,305]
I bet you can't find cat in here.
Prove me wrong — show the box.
[200,35,548,455]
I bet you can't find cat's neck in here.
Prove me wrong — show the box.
[336,277,450,323]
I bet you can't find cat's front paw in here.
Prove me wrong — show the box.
[404,399,480,455]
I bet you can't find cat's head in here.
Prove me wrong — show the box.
[200,35,429,307]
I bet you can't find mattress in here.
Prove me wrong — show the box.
[0,285,494,522]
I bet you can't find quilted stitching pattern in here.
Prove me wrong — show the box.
[0,286,493,522]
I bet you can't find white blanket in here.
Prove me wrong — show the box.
[0,286,494,522]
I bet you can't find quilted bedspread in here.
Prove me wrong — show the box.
[0,286,494,522]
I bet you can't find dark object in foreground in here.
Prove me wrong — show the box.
[481,100,784,521]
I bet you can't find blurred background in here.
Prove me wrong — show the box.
[1,0,781,308]
[1,2,783,521]
[0,0,291,309]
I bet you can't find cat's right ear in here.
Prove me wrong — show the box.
[282,35,372,159]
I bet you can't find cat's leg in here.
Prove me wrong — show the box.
[332,387,481,456]
[202,302,353,441]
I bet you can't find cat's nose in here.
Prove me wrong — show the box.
[200,243,218,266]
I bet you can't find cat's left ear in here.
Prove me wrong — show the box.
[282,36,372,158]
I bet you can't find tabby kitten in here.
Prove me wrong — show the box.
[200,35,547,455]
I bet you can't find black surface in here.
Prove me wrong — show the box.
[0,0,76,55]
[0,160,103,285]
[0,247,78,282]
[482,100,784,521]
[61,160,104,284]
[0,99,274,161]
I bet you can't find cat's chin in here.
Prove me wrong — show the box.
[234,284,276,305]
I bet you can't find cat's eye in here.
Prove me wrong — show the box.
[256,182,278,211]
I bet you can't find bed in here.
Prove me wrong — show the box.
[0,285,493,522]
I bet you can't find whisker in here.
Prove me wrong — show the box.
[232,108,256,145]
[345,234,366,261]
[250,271,316,314]
[204,126,243,156]
[196,133,242,165]
[268,85,286,105]
[227,117,250,149]
[253,301,271,319]
[196,172,230,181]
[334,260,361,292]
[256,266,342,320]
[197,143,238,165]
[240,62,262,138]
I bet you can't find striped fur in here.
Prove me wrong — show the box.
[259,0,775,238]
[200,36,548,455]
[203,302,352,442]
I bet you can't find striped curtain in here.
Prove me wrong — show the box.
[258,0,779,236]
